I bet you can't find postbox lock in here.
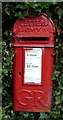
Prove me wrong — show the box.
[18,72,21,76]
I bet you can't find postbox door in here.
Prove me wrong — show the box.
[13,47,54,112]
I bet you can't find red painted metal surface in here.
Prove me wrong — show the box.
[12,14,55,112]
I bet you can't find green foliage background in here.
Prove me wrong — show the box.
[2,2,63,120]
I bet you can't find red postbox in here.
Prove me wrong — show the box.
[11,14,55,112]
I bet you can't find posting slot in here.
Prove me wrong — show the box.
[18,37,49,44]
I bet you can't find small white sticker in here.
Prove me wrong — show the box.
[24,48,42,84]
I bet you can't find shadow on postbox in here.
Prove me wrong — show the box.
[11,14,56,112]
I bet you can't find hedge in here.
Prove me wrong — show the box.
[2,2,63,120]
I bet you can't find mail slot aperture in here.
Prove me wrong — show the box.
[18,37,49,44]
[20,37,48,41]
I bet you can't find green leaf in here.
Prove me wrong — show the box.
[18,12,25,19]
[30,3,39,8]
[5,8,10,16]
[61,95,63,101]
[52,52,56,56]
[0,108,2,120]
[54,62,61,70]
[55,96,61,105]
[57,8,63,19]
[39,113,49,119]
[35,8,42,12]
[61,58,63,64]
[0,88,2,93]
[16,4,28,9]
[61,106,63,111]
[52,75,56,80]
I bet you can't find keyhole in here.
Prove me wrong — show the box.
[19,72,21,76]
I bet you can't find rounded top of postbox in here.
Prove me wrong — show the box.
[13,14,56,37]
